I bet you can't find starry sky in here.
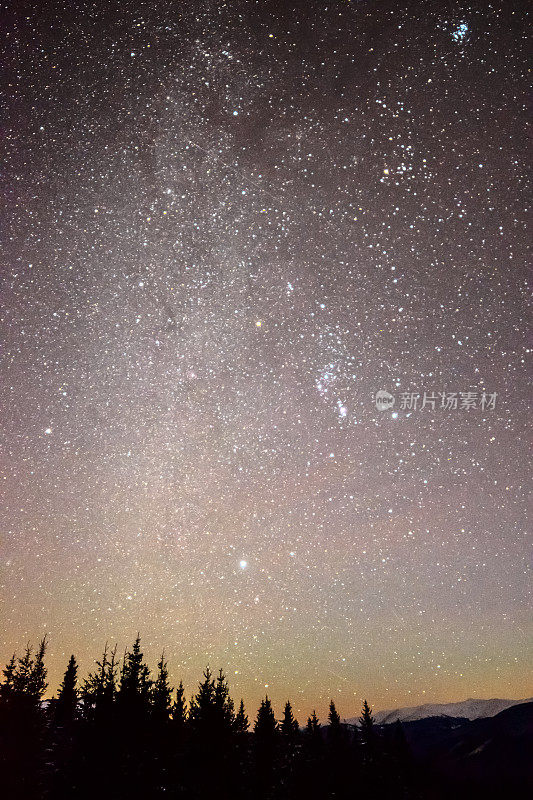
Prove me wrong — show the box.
[1,0,530,719]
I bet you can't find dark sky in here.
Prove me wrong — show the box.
[1,0,530,717]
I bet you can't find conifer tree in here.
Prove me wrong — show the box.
[80,643,117,721]
[116,637,153,796]
[167,679,188,795]
[279,700,299,797]
[254,696,278,739]
[119,636,149,703]
[358,697,380,792]
[188,666,216,730]
[28,636,48,703]
[234,698,249,735]
[281,700,299,739]
[254,696,279,794]
[55,655,78,725]
[13,644,34,696]
[0,640,47,798]
[359,699,375,747]
[305,709,320,738]
[0,653,17,701]
[214,667,235,730]
[326,700,352,798]
[49,656,79,799]
[328,699,341,730]
[152,652,172,722]
[102,645,118,713]
[187,668,231,797]
[171,680,187,729]
[299,710,325,796]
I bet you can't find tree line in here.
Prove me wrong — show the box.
[0,636,420,799]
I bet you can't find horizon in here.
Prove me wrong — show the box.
[8,634,532,721]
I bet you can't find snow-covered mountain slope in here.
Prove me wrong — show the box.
[345,697,533,725]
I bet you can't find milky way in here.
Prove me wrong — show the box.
[1,1,530,718]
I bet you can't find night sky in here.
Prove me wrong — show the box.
[1,1,530,719]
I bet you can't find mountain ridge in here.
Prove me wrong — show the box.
[345,696,533,725]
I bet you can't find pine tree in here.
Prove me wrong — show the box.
[214,668,235,731]
[328,699,341,729]
[7,638,48,706]
[102,645,118,713]
[234,698,249,735]
[28,636,48,703]
[359,699,375,747]
[306,709,320,738]
[167,680,188,795]
[254,697,279,794]
[326,700,352,798]
[117,635,153,729]
[0,640,47,798]
[254,696,278,739]
[188,666,216,730]
[55,655,78,725]
[279,701,299,797]
[80,643,117,721]
[188,668,236,797]
[0,653,17,701]
[281,700,299,739]
[299,710,325,796]
[49,655,79,799]
[13,644,34,696]
[171,680,187,729]
[116,637,154,796]
[152,652,172,723]
[77,645,120,800]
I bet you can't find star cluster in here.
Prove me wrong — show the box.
[0,1,530,717]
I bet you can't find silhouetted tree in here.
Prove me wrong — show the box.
[28,637,48,703]
[168,680,188,796]
[49,655,80,799]
[234,698,249,735]
[326,700,353,799]
[80,643,118,723]
[254,696,279,796]
[279,700,300,796]
[328,699,341,730]
[13,644,35,697]
[0,639,48,800]
[214,667,235,731]
[76,645,120,800]
[152,652,172,723]
[0,654,17,700]
[281,699,299,740]
[297,710,325,797]
[118,635,152,715]
[305,709,320,739]
[171,679,187,731]
[359,699,375,748]
[188,666,215,732]
[115,636,154,797]
[54,655,78,725]
[187,667,228,796]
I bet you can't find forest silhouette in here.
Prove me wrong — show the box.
[0,635,516,799]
